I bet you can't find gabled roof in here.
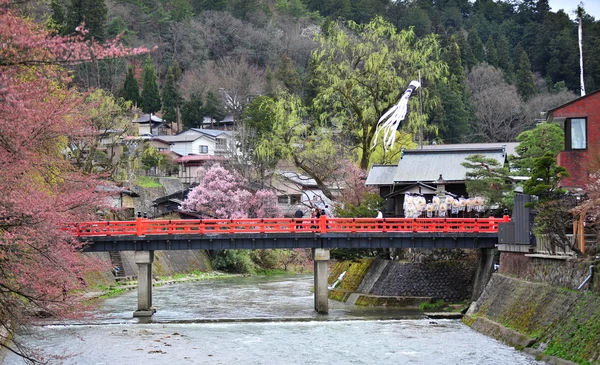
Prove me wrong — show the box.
[190,128,231,138]
[384,182,437,198]
[394,147,507,183]
[278,171,319,187]
[134,114,165,124]
[153,129,232,143]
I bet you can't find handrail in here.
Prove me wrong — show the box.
[70,216,511,237]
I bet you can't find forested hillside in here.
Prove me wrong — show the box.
[35,0,600,168]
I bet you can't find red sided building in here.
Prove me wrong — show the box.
[546,89,600,189]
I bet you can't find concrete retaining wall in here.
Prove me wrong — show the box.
[465,274,600,364]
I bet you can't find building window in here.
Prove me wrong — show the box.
[216,138,227,148]
[566,118,587,150]
[290,195,301,204]
[278,196,289,204]
[199,145,208,154]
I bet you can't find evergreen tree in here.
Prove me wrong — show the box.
[515,50,537,100]
[485,36,498,67]
[468,28,484,63]
[439,36,469,143]
[275,54,302,94]
[203,90,226,128]
[181,92,204,128]
[50,0,65,34]
[455,29,476,70]
[65,0,107,40]
[140,55,162,114]
[169,0,194,22]
[446,35,465,84]
[161,65,181,123]
[496,35,513,81]
[120,64,140,106]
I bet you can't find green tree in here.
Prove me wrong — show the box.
[311,17,447,169]
[438,35,469,143]
[141,143,163,172]
[169,0,194,22]
[523,152,573,254]
[485,36,498,67]
[255,92,341,200]
[275,54,302,95]
[468,28,484,63]
[161,65,181,124]
[515,49,537,101]
[65,0,107,40]
[456,30,476,70]
[523,152,569,201]
[181,92,204,128]
[462,154,512,213]
[511,122,564,176]
[140,55,162,114]
[120,64,140,106]
[496,35,513,80]
[203,90,226,127]
[50,0,65,33]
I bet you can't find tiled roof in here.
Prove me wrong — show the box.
[365,165,397,185]
[394,147,506,183]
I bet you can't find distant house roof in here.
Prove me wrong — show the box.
[175,155,225,164]
[154,129,231,144]
[278,171,319,187]
[394,147,507,183]
[134,114,164,124]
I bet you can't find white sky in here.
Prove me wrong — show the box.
[547,0,600,19]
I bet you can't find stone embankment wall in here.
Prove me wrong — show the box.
[329,253,478,305]
[84,250,212,285]
[500,252,598,292]
[464,274,600,365]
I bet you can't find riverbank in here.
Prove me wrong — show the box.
[463,273,600,365]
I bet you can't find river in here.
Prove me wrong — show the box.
[5,275,542,364]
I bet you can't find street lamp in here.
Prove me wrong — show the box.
[435,174,447,217]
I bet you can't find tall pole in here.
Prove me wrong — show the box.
[578,5,586,97]
[418,69,423,149]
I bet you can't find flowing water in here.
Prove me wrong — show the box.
[5,275,543,364]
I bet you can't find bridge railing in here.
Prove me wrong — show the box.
[70,216,510,237]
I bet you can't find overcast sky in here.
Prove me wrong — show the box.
[547,0,600,19]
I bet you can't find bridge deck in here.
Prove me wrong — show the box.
[73,217,508,252]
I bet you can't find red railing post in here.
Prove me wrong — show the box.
[319,215,327,233]
[136,217,143,236]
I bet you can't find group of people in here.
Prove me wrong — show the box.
[294,205,333,219]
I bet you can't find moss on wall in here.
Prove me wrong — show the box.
[466,274,600,364]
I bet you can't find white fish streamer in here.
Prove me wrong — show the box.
[372,80,420,151]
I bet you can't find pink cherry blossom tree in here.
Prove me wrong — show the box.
[181,163,282,218]
[0,2,149,362]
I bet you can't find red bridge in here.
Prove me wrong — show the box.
[72,215,510,252]
[72,215,510,317]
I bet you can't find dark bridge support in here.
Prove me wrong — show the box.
[471,248,497,301]
[313,248,330,314]
[133,250,156,317]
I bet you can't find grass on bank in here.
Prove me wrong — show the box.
[135,176,162,188]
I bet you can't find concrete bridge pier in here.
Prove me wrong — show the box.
[313,248,330,314]
[471,248,497,301]
[133,250,156,317]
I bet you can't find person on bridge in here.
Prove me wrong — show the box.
[294,206,304,229]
